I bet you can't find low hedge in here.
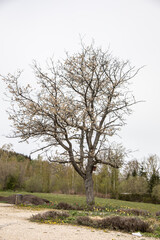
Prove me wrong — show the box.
[118,193,160,204]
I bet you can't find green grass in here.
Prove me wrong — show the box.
[95,197,160,214]
[0,190,159,214]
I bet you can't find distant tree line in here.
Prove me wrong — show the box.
[0,145,160,203]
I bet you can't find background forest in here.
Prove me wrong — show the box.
[0,144,160,204]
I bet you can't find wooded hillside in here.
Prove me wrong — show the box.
[0,145,160,203]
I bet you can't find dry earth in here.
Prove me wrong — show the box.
[0,203,157,240]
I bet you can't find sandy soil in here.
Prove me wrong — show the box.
[0,203,157,240]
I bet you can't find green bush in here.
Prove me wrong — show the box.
[118,193,160,204]
[152,184,160,201]
[25,176,43,192]
[6,175,19,190]
[119,176,148,195]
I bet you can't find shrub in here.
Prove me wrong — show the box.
[152,185,160,201]
[6,175,18,190]
[77,216,151,232]
[30,210,69,222]
[25,176,43,192]
[119,176,148,195]
[118,193,160,204]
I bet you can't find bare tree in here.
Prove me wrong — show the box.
[2,43,139,205]
[146,155,160,179]
[123,159,140,178]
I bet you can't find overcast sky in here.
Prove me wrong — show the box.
[0,0,160,160]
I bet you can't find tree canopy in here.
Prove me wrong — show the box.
[2,43,139,204]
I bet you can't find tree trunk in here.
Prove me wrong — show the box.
[84,173,95,205]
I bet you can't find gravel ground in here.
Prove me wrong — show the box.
[0,203,157,240]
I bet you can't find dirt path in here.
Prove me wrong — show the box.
[0,203,157,240]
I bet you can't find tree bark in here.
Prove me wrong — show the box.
[84,173,95,205]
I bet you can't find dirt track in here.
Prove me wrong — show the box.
[0,203,157,240]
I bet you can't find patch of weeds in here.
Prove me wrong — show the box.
[70,210,88,217]
[44,201,58,209]
[153,226,160,238]
[104,203,120,214]
[30,210,69,224]
[145,218,160,238]
[16,204,45,211]
[73,202,84,210]
[63,216,77,224]
[143,226,160,239]
[116,208,151,217]
[77,216,151,233]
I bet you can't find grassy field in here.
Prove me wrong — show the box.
[0,190,159,214]
[0,191,160,238]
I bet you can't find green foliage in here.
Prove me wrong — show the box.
[152,184,160,200]
[25,176,43,192]
[148,172,160,194]
[6,175,19,190]
[118,193,160,204]
[93,165,119,198]
[0,146,160,202]
[0,147,30,191]
[93,166,112,195]
[111,168,119,198]
[119,176,148,194]
[0,148,30,162]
